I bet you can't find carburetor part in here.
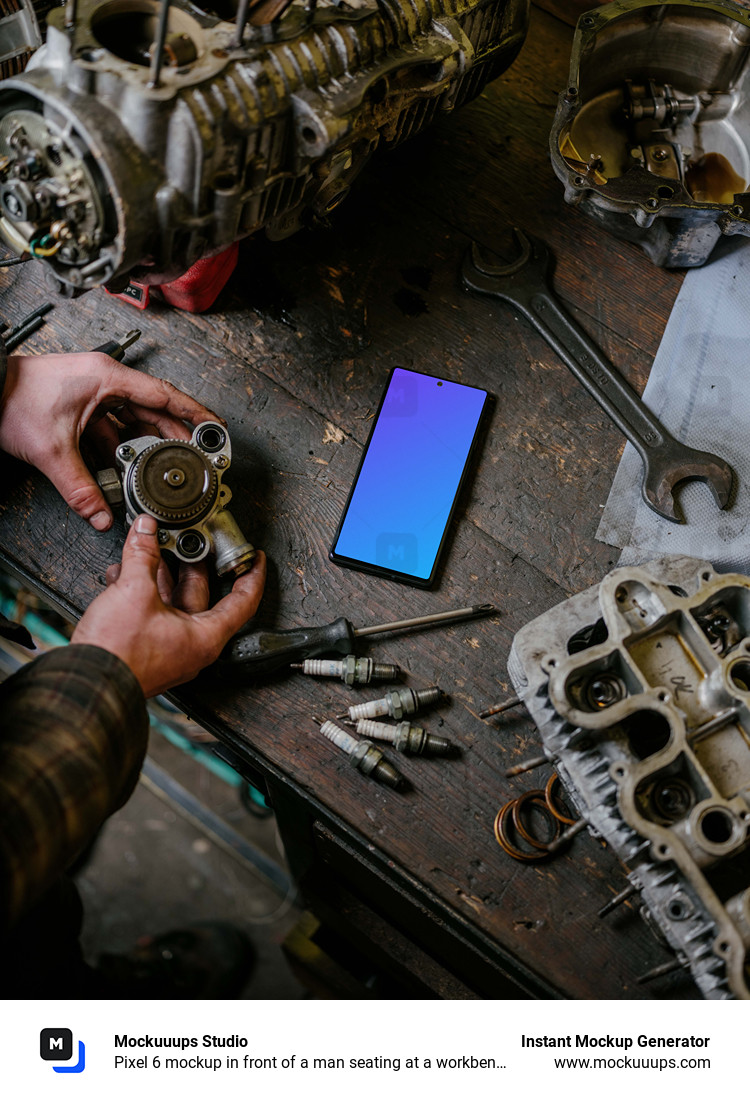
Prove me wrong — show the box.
[0,0,528,291]
[341,685,443,722]
[507,554,750,999]
[97,420,256,576]
[550,0,750,267]
[290,655,401,685]
[312,716,405,789]
[352,717,453,756]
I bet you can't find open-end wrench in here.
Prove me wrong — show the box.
[461,228,734,523]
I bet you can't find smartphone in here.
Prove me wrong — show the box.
[329,367,492,588]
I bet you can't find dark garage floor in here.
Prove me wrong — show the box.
[0,580,308,999]
[75,732,308,1000]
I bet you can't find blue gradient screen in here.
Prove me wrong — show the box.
[332,368,488,581]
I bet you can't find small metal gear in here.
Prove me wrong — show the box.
[131,439,218,524]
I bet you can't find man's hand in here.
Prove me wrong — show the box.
[0,351,218,531]
[72,515,266,697]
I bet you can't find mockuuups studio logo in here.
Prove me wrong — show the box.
[376,532,418,573]
[40,1028,86,1073]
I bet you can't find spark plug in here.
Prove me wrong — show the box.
[312,717,405,790]
[340,686,443,722]
[353,718,453,756]
[291,655,401,685]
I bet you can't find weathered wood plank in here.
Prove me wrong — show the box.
[0,4,698,997]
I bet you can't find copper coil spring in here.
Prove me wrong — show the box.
[493,773,578,861]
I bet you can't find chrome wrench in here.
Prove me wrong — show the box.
[461,228,734,523]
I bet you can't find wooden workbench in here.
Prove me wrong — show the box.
[0,4,699,998]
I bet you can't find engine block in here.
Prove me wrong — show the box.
[0,0,527,290]
[508,555,750,999]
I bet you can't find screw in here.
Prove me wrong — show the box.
[213,454,229,469]
[651,147,669,161]
[291,655,401,685]
[545,817,587,854]
[505,753,548,778]
[353,718,453,756]
[312,716,405,789]
[636,957,686,985]
[157,529,170,545]
[598,882,637,919]
[118,444,135,461]
[340,685,444,722]
[479,694,522,719]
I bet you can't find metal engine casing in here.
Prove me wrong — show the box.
[508,556,750,999]
[0,0,528,291]
[550,0,750,267]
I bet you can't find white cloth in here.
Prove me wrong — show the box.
[596,239,750,572]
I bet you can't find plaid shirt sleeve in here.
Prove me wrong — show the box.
[0,643,149,929]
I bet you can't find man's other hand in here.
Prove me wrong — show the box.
[71,515,266,696]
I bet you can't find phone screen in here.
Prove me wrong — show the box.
[329,368,491,587]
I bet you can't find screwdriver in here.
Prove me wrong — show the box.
[222,603,496,677]
[92,329,141,361]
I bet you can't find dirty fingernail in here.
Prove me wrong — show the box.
[135,514,158,534]
[91,510,112,531]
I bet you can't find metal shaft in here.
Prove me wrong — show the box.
[636,957,685,985]
[505,753,548,778]
[480,695,522,719]
[4,301,54,344]
[5,316,45,351]
[148,0,171,88]
[233,0,251,47]
[546,816,586,854]
[598,882,637,919]
[354,603,495,638]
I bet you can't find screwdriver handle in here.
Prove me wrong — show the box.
[93,339,127,361]
[219,616,356,677]
[92,330,141,361]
